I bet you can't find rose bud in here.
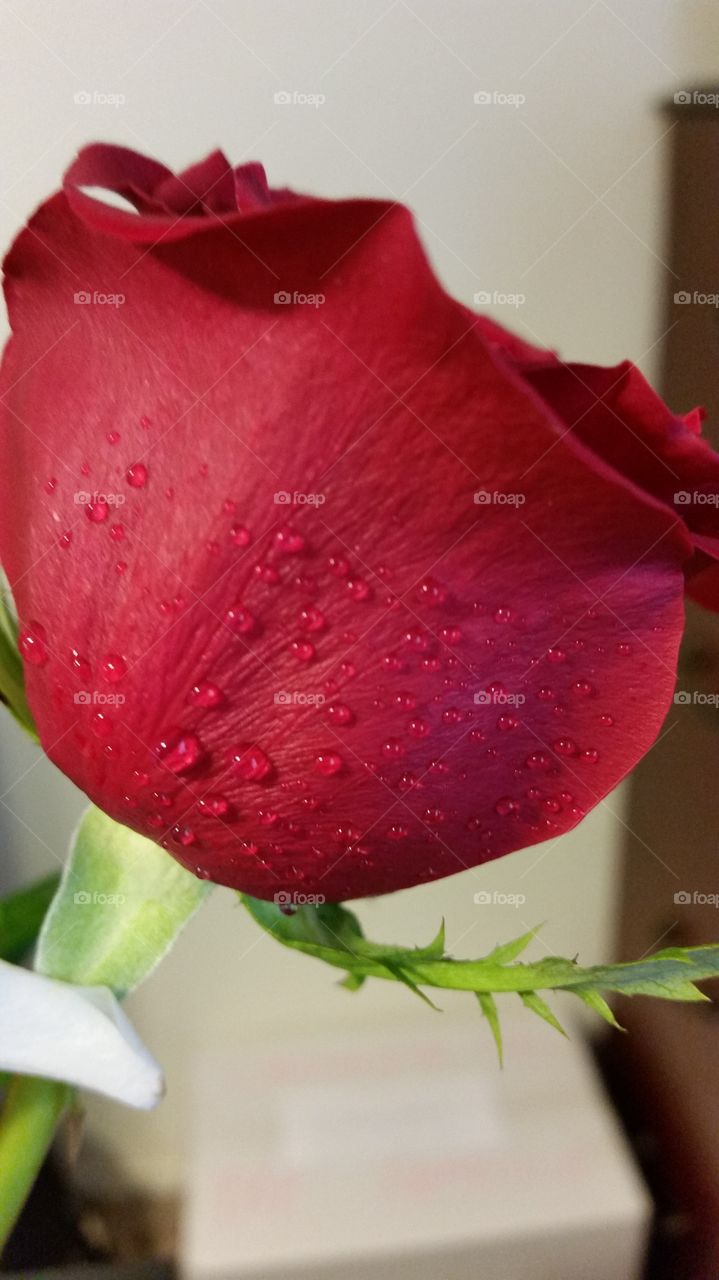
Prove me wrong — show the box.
[1,144,717,902]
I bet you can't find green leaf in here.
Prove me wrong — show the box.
[476,992,503,1065]
[0,874,60,963]
[0,576,37,739]
[36,807,210,997]
[519,990,567,1038]
[240,897,719,1057]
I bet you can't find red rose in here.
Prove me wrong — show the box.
[1,144,717,902]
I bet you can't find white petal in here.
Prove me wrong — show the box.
[0,959,164,1109]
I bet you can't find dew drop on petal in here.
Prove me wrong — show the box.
[199,794,230,817]
[158,732,204,774]
[315,752,343,776]
[190,680,224,708]
[553,737,578,757]
[299,606,326,632]
[19,622,48,666]
[174,824,197,847]
[579,748,600,764]
[107,430,121,445]
[229,524,251,547]
[225,604,256,635]
[327,702,354,726]
[232,743,273,782]
[571,679,594,697]
[100,653,126,683]
[290,640,315,663]
[126,463,148,489]
[599,713,614,727]
[86,500,108,523]
[546,647,566,664]
[495,796,518,816]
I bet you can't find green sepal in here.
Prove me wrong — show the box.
[0,577,37,739]
[36,806,210,997]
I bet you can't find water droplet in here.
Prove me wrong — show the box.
[599,713,614,727]
[442,707,461,725]
[299,606,326,632]
[190,680,224,708]
[537,687,555,701]
[199,794,230,817]
[100,653,126,683]
[86,499,108,523]
[44,477,57,494]
[315,752,343,776]
[571,679,594,697]
[132,769,149,788]
[418,577,448,607]
[110,524,125,542]
[386,823,409,840]
[229,524,251,547]
[126,462,148,489]
[546,647,566,664]
[541,796,561,814]
[408,717,430,738]
[174,824,197,847]
[90,711,112,739]
[494,607,514,624]
[290,640,315,663]
[328,555,349,577]
[579,748,599,764]
[347,578,371,602]
[327,702,354,726]
[115,560,127,575]
[553,737,578,756]
[439,625,462,645]
[275,526,306,554]
[107,430,121,445]
[525,751,549,769]
[424,807,445,824]
[59,530,73,550]
[225,604,256,635]
[157,732,203,774]
[495,796,519,816]
[617,642,632,657]
[257,809,278,826]
[382,738,405,759]
[19,622,48,666]
[497,714,518,731]
[232,743,273,781]
[152,790,173,809]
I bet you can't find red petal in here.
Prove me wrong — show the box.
[0,146,697,901]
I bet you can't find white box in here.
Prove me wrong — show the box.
[181,1014,650,1280]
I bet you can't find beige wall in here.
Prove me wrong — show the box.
[1,0,717,1191]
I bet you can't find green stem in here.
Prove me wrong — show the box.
[0,874,61,963]
[0,1075,72,1254]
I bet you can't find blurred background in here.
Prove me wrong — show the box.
[1,2,719,1277]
